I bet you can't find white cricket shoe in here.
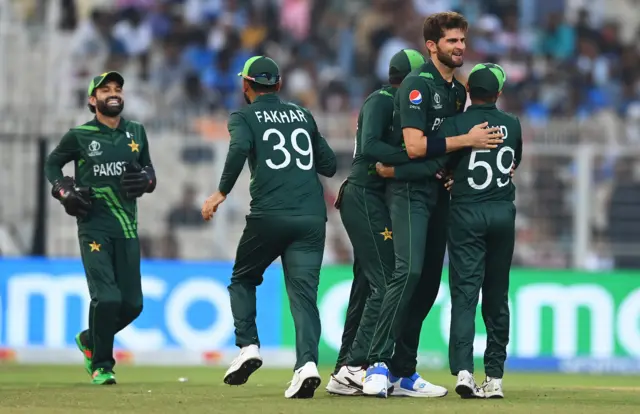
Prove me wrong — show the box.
[285,362,322,399]
[362,362,389,398]
[482,376,504,398]
[326,366,364,395]
[223,344,263,386]
[455,370,485,398]
[326,376,362,396]
[390,372,448,398]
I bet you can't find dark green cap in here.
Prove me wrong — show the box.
[467,63,506,95]
[389,49,426,80]
[238,56,281,85]
[87,71,125,97]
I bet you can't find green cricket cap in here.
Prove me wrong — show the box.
[238,56,281,85]
[467,63,506,95]
[389,49,426,80]
[87,71,125,97]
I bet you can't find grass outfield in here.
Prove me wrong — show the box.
[1,365,639,414]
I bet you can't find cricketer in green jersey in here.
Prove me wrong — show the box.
[380,63,521,399]
[201,56,337,399]
[444,63,519,399]
[326,49,425,396]
[363,12,504,398]
[44,71,156,385]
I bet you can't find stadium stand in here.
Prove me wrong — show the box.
[1,0,640,270]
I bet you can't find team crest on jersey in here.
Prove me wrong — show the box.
[88,140,102,157]
[409,90,422,105]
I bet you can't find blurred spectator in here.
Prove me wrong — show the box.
[112,7,153,79]
[168,185,207,228]
[538,12,575,61]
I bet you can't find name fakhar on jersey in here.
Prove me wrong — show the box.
[255,109,308,124]
[93,161,126,177]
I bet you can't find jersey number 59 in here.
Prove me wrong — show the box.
[263,128,314,170]
[468,146,515,190]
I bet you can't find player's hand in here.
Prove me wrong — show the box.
[510,163,517,178]
[202,191,227,221]
[467,122,504,149]
[52,176,92,218]
[444,176,454,192]
[121,162,154,199]
[376,162,395,178]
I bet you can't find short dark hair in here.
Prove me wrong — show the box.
[423,12,468,43]
[249,81,279,94]
[469,87,498,103]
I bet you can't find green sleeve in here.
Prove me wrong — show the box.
[218,112,253,195]
[398,76,431,133]
[425,118,457,159]
[44,130,79,185]
[514,117,523,168]
[393,118,457,181]
[139,125,153,167]
[310,113,337,177]
[361,94,411,165]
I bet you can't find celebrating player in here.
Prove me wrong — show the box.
[442,63,519,399]
[201,56,337,399]
[379,63,519,399]
[44,71,156,385]
[327,49,426,396]
[363,12,504,398]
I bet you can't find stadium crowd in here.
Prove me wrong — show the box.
[10,0,639,124]
[6,0,640,269]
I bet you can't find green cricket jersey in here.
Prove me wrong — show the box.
[347,86,411,191]
[217,93,337,218]
[391,59,467,182]
[437,103,522,203]
[44,117,152,238]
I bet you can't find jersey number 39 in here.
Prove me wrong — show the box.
[263,128,313,170]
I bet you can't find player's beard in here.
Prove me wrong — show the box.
[96,96,124,117]
[243,93,251,105]
[436,45,464,69]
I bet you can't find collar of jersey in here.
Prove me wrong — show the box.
[91,116,127,133]
[423,59,456,86]
[467,102,497,111]
[253,93,280,104]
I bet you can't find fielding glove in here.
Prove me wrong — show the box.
[121,162,156,199]
[51,176,92,218]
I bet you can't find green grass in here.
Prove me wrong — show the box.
[1,365,639,413]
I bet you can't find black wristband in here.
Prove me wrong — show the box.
[426,136,446,157]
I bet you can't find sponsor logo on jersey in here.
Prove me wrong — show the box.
[409,90,422,105]
[88,140,102,157]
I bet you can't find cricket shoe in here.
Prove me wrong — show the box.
[326,366,365,395]
[74,330,93,375]
[455,370,484,398]
[389,372,448,398]
[223,344,263,386]
[91,368,116,385]
[285,362,322,399]
[482,376,504,399]
[362,362,390,398]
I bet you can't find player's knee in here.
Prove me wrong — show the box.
[121,302,143,324]
[229,272,264,286]
[96,292,122,310]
